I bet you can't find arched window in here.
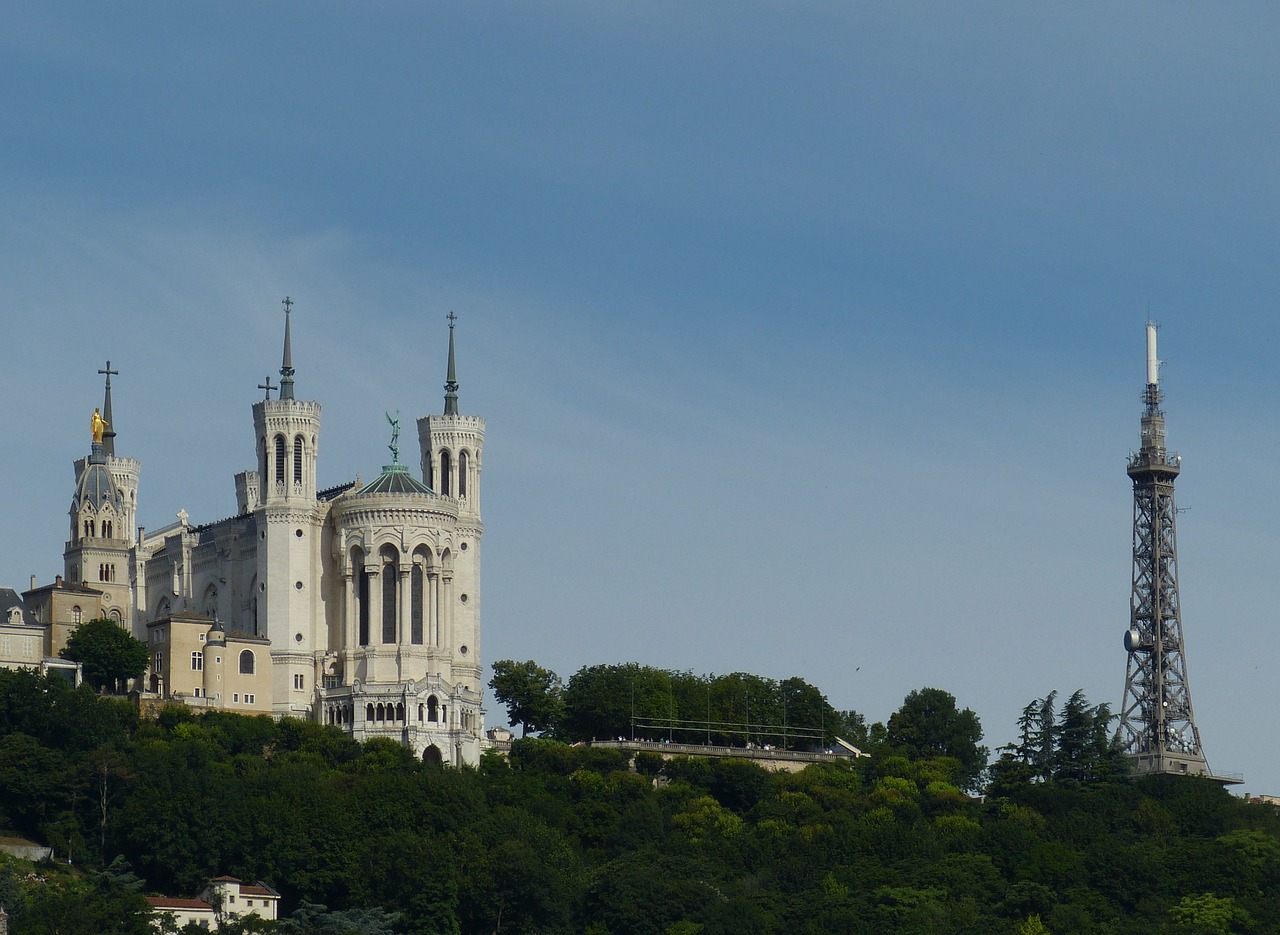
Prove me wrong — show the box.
[418,703,425,722]
[381,550,398,644]
[294,435,304,485]
[427,695,439,723]
[274,435,286,484]
[411,565,424,645]
[239,650,255,674]
[358,567,370,646]
[103,520,113,539]
[439,450,452,496]
[396,702,405,721]
[72,606,82,624]
[458,450,468,497]
[109,608,123,625]
[367,703,374,721]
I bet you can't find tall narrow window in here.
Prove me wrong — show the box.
[191,651,203,671]
[239,650,255,674]
[439,450,452,496]
[411,565,424,644]
[458,451,468,497]
[358,569,370,645]
[294,435,304,484]
[382,562,397,643]
[427,696,439,722]
[72,606,82,624]
[104,520,113,538]
[274,435,286,483]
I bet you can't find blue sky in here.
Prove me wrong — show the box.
[4,3,1280,791]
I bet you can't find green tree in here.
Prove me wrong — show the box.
[60,617,149,692]
[883,687,987,791]
[489,660,564,736]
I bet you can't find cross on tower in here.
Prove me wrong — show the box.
[258,375,277,401]
[447,310,457,328]
[98,360,118,383]
[282,296,293,314]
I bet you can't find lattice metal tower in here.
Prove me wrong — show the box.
[1118,323,1210,777]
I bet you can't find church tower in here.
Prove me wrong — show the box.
[65,363,137,629]
[417,314,485,696]
[252,299,325,716]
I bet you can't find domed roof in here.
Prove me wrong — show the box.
[73,445,124,513]
[354,463,434,497]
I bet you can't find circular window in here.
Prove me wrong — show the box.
[460,542,468,551]
[295,581,304,590]
[295,633,303,643]
[459,645,468,655]
[295,528,303,538]
[460,593,468,604]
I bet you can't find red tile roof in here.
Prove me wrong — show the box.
[145,897,213,911]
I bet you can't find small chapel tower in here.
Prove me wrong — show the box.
[252,298,325,715]
[418,314,485,695]
[65,364,138,629]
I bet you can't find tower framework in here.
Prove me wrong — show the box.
[1118,324,1211,777]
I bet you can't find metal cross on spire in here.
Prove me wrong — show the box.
[97,360,119,456]
[282,296,293,314]
[258,375,277,401]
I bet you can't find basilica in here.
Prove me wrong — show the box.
[4,305,486,766]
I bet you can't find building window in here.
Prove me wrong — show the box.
[104,520,113,538]
[233,693,239,703]
[72,606,82,624]
[382,563,397,643]
[193,687,201,698]
[458,450,468,497]
[191,652,203,671]
[239,650,255,674]
[439,450,452,496]
[411,565,424,645]
[155,652,163,673]
[0,636,9,656]
[244,694,255,705]
[427,696,439,722]
[198,632,205,643]
[274,435,286,484]
[358,569,370,646]
[293,674,304,690]
[294,435,304,485]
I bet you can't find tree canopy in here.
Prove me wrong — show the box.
[883,686,988,790]
[488,659,564,736]
[59,617,149,692]
[1,666,1278,934]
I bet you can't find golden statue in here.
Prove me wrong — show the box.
[91,407,109,444]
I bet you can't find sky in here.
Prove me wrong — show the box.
[3,3,1280,791]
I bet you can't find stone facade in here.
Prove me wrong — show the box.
[25,312,486,765]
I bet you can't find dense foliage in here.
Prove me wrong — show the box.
[1,666,1278,934]
[492,660,866,749]
[58,617,150,692]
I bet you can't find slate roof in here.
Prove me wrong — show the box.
[0,589,37,627]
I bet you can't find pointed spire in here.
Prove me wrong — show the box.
[443,311,459,415]
[279,296,295,400]
[98,360,119,458]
